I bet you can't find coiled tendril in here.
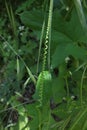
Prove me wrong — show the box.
[37,0,53,107]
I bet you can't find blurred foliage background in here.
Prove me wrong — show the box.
[0,0,87,129]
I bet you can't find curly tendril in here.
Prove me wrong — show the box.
[39,0,53,107]
[36,0,53,107]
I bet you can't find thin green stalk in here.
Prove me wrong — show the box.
[48,0,53,70]
[5,0,12,24]
[80,65,87,105]
[5,0,18,50]
[0,100,31,114]
[70,108,87,130]
[10,4,17,39]
[36,20,45,74]
[37,0,49,74]
[17,57,20,81]
[83,0,87,8]
[5,1,17,37]
[61,116,71,130]
[0,35,36,85]
[36,0,54,128]
[43,0,49,11]
[42,0,53,71]
[46,110,51,130]
[38,0,53,107]
[65,77,69,99]
[74,0,87,32]
[38,109,42,130]
[64,3,74,20]
[82,118,87,130]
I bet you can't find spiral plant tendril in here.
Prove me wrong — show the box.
[42,0,53,72]
[36,0,53,107]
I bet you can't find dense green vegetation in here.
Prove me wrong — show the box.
[0,0,87,129]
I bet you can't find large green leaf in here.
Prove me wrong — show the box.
[20,10,44,30]
[51,30,73,53]
[65,9,87,42]
[52,9,87,42]
[52,43,87,68]
[52,77,66,102]
[25,103,39,130]
[51,9,87,68]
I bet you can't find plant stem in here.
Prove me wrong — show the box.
[65,77,69,99]
[37,20,45,74]
[70,108,87,130]
[38,109,42,130]
[80,65,87,105]
[48,0,53,70]
[0,35,36,85]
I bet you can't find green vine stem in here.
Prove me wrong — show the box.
[83,0,87,8]
[36,20,45,74]
[48,0,53,70]
[65,77,69,99]
[37,0,53,107]
[74,0,87,32]
[36,1,53,129]
[70,108,87,130]
[80,65,87,105]
[42,0,53,72]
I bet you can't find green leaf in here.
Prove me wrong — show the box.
[25,103,39,130]
[51,30,73,53]
[51,9,87,68]
[33,71,52,105]
[20,10,44,30]
[65,9,87,42]
[52,9,87,42]
[52,44,87,68]
[52,77,66,102]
